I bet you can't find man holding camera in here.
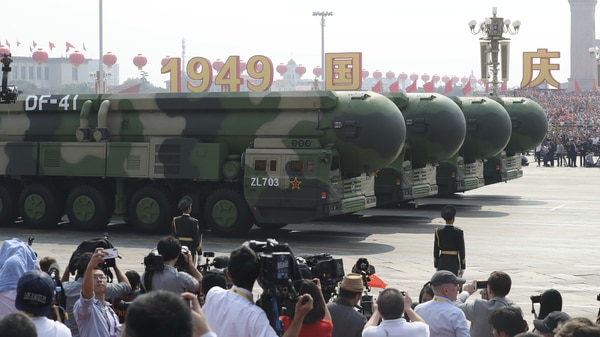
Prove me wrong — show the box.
[142,236,202,294]
[172,196,202,265]
[327,273,367,337]
[203,244,314,337]
[363,288,429,337]
[456,271,522,337]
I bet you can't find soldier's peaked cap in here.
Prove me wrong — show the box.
[178,196,192,210]
[441,205,456,220]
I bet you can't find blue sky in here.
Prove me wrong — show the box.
[4,0,580,88]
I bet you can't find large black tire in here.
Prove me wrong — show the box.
[18,184,64,228]
[66,185,111,230]
[255,223,287,231]
[128,186,172,234]
[204,188,253,237]
[0,183,16,227]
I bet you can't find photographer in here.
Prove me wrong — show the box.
[456,271,522,337]
[141,236,202,294]
[363,288,429,337]
[327,273,367,337]
[280,278,332,337]
[203,244,314,337]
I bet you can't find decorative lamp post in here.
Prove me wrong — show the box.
[312,11,333,80]
[469,7,520,96]
[102,52,117,69]
[0,46,10,56]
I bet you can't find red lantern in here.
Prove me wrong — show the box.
[452,76,460,84]
[69,51,85,68]
[477,79,484,85]
[276,63,288,76]
[295,64,306,77]
[0,45,10,56]
[32,48,48,67]
[239,60,247,73]
[133,54,147,70]
[409,73,419,81]
[213,59,224,72]
[313,66,322,77]
[161,56,171,67]
[461,76,468,84]
[362,69,369,79]
[432,74,440,83]
[442,75,450,83]
[373,70,382,80]
[385,70,396,80]
[399,72,408,81]
[102,52,117,69]
[421,73,430,82]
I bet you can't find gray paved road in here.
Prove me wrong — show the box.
[2,158,599,326]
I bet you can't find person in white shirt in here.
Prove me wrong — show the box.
[415,270,469,337]
[362,288,429,337]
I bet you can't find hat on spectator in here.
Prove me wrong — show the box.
[441,205,456,220]
[15,270,55,316]
[533,311,571,333]
[339,273,364,293]
[430,270,466,286]
[178,196,192,211]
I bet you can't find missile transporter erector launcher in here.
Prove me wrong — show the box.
[376,93,466,206]
[0,91,406,236]
[484,97,548,185]
[437,97,512,195]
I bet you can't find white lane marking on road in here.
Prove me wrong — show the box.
[551,204,566,211]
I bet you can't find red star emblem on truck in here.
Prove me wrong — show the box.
[289,177,302,190]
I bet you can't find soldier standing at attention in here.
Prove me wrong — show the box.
[434,205,466,277]
[172,196,201,265]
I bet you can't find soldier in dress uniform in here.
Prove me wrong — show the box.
[433,205,466,277]
[171,196,201,265]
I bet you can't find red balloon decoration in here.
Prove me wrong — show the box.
[385,70,396,80]
[213,59,224,72]
[362,69,369,79]
[313,66,322,77]
[409,73,419,81]
[399,72,408,81]
[276,63,288,76]
[32,48,48,67]
[0,45,10,56]
[133,54,147,70]
[295,64,306,77]
[161,56,171,67]
[69,51,85,68]
[102,52,117,69]
[373,70,382,80]
[421,73,430,82]
[432,74,440,83]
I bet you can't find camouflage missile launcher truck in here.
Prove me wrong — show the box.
[0,90,406,236]
[377,93,466,206]
[484,97,548,185]
[437,97,512,195]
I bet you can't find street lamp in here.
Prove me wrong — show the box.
[589,46,600,88]
[98,0,104,94]
[313,11,333,81]
[469,7,520,96]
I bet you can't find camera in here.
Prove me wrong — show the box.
[143,249,165,272]
[476,281,488,289]
[530,295,542,303]
[360,293,374,318]
[301,253,344,302]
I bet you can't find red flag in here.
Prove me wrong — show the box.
[83,43,87,51]
[461,80,472,95]
[49,42,55,51]
[388,80,399,93]
[423,80,435,93]
[371,80,382,93]
[485,81,489,94]
[593,80,598,92]
[4,40,9,48]
[501,81,508,91]
[367,274,387,289]
[66,41,75,53]
[32,40,37,48]
[574,80,581,91]
[443,80,453,94]
[405,80,417,93]
[29,45,33,53]
[16,40,21,46]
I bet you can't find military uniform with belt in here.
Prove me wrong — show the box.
[172,196,201,265]
[434,205,466,276]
